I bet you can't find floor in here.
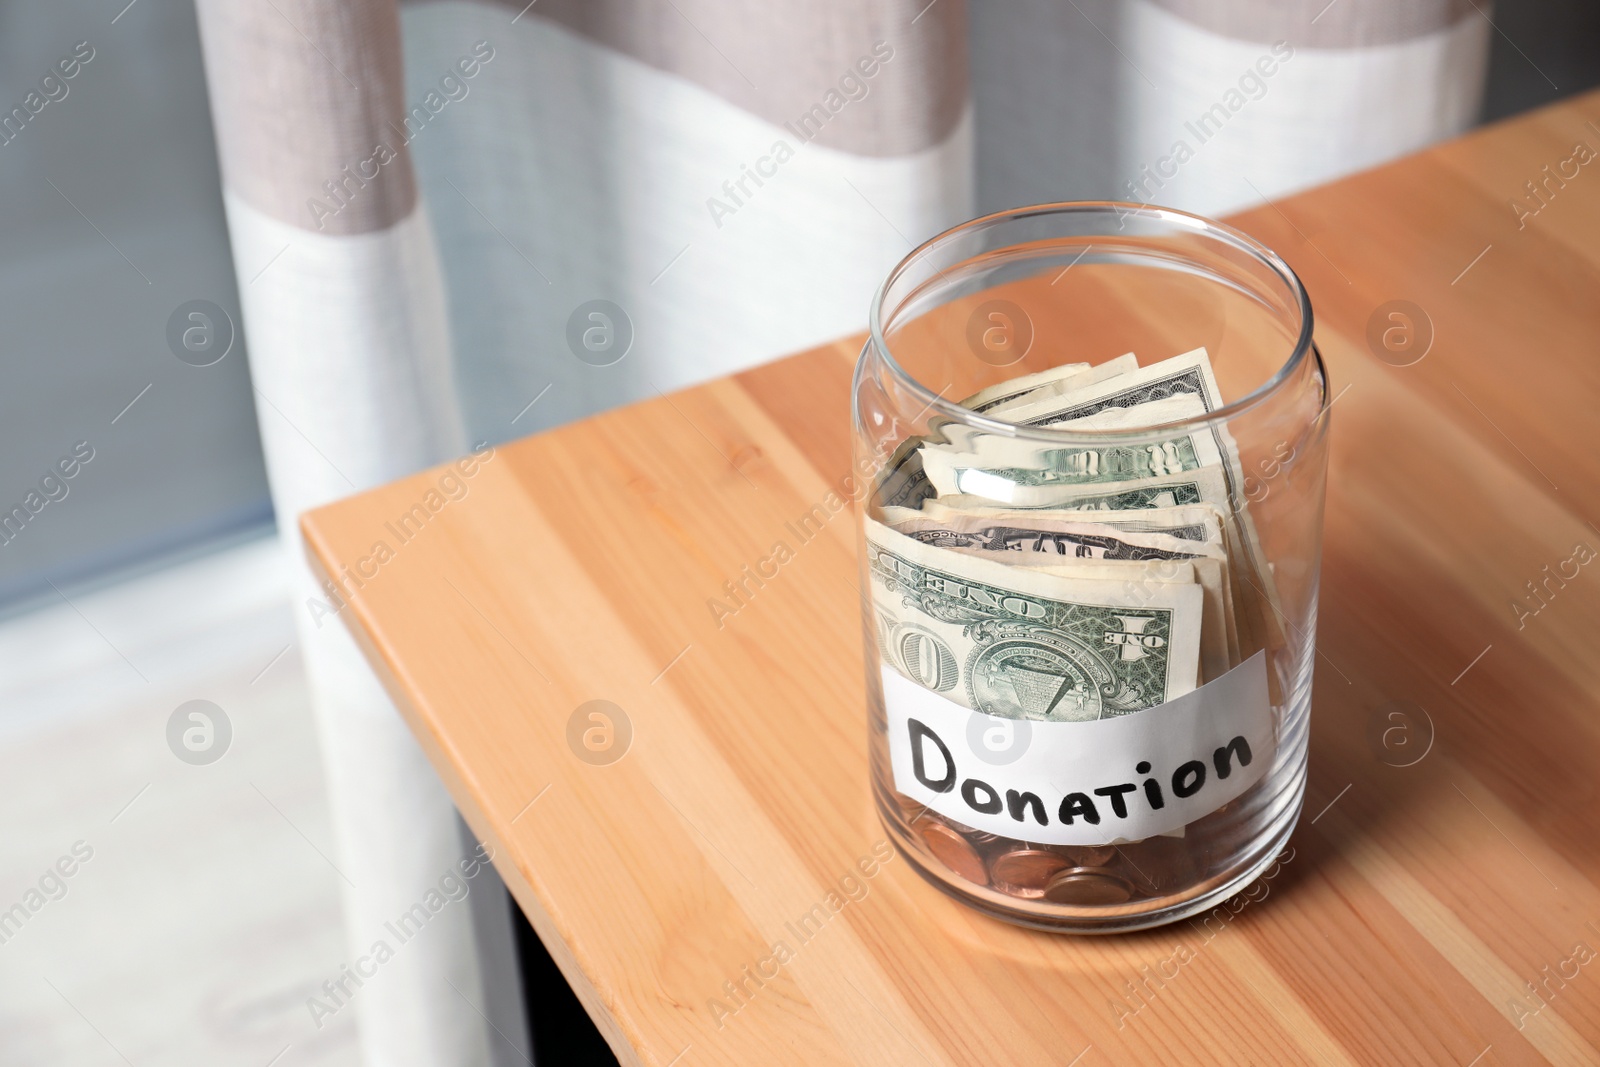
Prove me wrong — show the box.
[0,536,359,1066]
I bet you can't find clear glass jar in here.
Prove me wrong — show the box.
[854,202,1328,933]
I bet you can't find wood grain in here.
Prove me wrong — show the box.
[302,92,1600,1065]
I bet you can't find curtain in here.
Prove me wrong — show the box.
[194,1,1490,1062]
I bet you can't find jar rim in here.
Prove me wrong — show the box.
[864,200,1320,441]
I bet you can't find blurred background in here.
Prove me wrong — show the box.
[0,0,1595,1063]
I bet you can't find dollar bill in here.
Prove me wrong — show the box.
[919,457,1273,669]
[960,361,1091,414]
[993,347,1224,429]
[926,466,1233,514]
[920,397,1226,502]
[866,519,1202,721]
[925,404,1279,667]
[968,349,1242,486]
[888,512,1235,682]
[987,348,1280,654]
[873,344,1284,703]
[944,553,1233,681]
[910,501,1227,547]
[887,515,1222,562]
[879,354,1146,506]
[969,352,1139,417]
[877,445,938,511]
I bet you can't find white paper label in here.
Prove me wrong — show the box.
[885,652,1272,845]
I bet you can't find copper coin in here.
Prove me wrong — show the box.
[1054,844,1116,868]
[1043,866,1135,906]
[915,817,989,886]
[989,849,1070,892]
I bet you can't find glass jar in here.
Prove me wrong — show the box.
[854,202,1328,932]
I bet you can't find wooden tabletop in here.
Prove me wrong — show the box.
[303,91,1600,1066]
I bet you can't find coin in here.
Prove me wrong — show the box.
[966,831,1008,859]
[1043,866,1135,906]
[990,849,1070,894]
[1054,844,1116,868]
[995,882,1047,899]
[915,817,989,886]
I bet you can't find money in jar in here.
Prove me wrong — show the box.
[855,202,1328,932]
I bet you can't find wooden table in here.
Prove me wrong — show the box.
[303,92,1600,1066]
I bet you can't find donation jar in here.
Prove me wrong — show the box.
[853,202,1329,932]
